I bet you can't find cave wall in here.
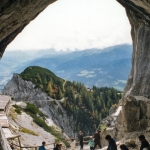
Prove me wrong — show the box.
[117,0,150,98]
[0,0,56,58]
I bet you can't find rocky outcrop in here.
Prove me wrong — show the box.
[100,95,150,148]
[3,73,51,100]
[102,95,150,133]
[122,96,150,132]
[0,0,56,58]
[3,74,75,137]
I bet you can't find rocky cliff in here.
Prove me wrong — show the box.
[99,95,150,149]
[116,0,150,98]
[114,0,150,139]
[3,74,75,138]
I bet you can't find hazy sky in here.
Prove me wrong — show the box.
[7,0,132,51]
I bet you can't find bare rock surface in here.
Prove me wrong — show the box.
[3,73,51,101]
[14,111,55,148]
[100,96,150,149]
[116,0,150,98]
[122,96,150,132]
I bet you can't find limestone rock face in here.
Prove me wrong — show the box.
[3,73,50,100]
[0,0,56,58]
[101,95,150,148]
[100,1,150,146]
[122,96,150,132]
[116,0,150,98]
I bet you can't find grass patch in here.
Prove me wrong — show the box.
[24,103,45,120]
[19,127,38,136]
[13,104,22,115]
[100,124,106,131]
[9,108,17,121]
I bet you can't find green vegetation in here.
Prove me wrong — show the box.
[19,127,38,136]
[100,124,106,131]
[13,104,22,115]
[20,66,64,99]
[24,103,70,147]
[24,103,45,120]
[63,81,121,134]
[20,66,122,135]
[9,108,17,121]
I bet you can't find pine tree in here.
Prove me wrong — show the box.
[47,81,53,96]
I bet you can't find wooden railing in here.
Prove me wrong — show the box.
[9,136,93,150]
[0,126,11,150]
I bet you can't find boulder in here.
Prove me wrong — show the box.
[125,139,136,147]
[122,96,150,132]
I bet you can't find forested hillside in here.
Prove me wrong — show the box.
[20,66,65,99]
[20,66,122,133]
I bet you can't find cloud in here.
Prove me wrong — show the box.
[77,70,96,78]
[6,0,132,51]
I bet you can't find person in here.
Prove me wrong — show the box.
[78,131,84,149]
[88,138,94,150]
[139,135,150,150]
[10,143,15,150]
[120,144,129,150]
[93,130,102,149]
[105,135,117,150]
[59,143,62,150]
[39,142,46,150]
[53,144,60,150]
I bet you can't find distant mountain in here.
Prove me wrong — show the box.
[0,44,132,91]
[17,44,132,90]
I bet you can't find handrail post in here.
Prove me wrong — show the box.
[17,137,22,150]
[35,147,38,150]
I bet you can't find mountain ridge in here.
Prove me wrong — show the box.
[0,44,132,91]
